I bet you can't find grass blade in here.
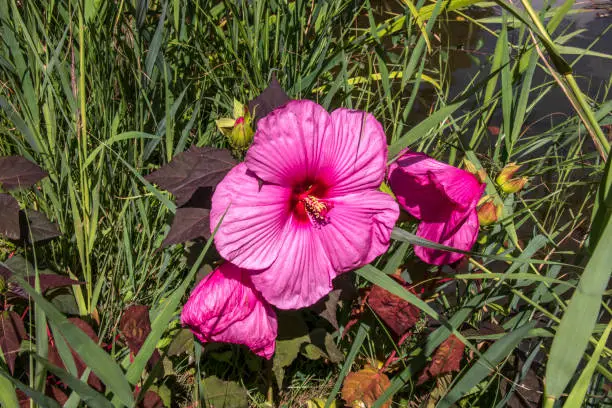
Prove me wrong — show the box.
[544,216,612,403]
[564,321,612,407]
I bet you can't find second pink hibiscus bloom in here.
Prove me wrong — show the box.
[210,100,399,309]
[388,151,485,265]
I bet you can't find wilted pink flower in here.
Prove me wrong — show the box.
[210,100,399,309]
[181,263,277,359]
[388,150,485,265]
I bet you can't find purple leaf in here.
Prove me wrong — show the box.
[48,317,104,392]
[248,73,291,126]
[0,263,81,298]
[19,210,61,243]
[29,274,82,293]
[0,193,20,240]
[162,208,210,247]
[145,147,236,206]
[0,311,28,374]
[0,156,47,190]
[119,305,160,370]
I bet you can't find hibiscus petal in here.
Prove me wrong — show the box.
[250,223,335,310]
[245,100,333,186]
[210,163,291,270]
[388,150,484,221]
[181,263,278,359]
[319,190,399,272]
[326,108,388,196]
[414,211,480,265]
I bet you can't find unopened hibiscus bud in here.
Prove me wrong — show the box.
[215,99,254,150]
[477,200,502,226]
[501,176,528,194]
[496,163,528,193]
[229,116,254,149]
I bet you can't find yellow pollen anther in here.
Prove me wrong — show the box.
[302,195,331,224]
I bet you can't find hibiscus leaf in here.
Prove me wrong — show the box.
[0,311,27,374]
[0,193,20,240]
[19,210,61,243]
[310,274,357,330]
[145,146,236,207]
[166,329,194,356]
[0,156,47,190]
[248,73,291,125]
[201,376,248,408]
[162,208,210,247]
[273,311,311,387]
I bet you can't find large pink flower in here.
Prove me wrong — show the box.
[210,100,399,309]
[388,150,485,265]
[181,263,277,359]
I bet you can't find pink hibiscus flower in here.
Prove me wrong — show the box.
[181,263,277,359]
[210,100,399,309]
[388,150,485,265]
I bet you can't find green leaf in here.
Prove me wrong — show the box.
[201,376,248,408]
[0,373,19,408]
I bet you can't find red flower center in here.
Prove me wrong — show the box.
[292,182,332,225]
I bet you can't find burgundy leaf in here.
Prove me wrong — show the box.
[417,335,465,385]
[19,210,61,243]
[28,274,82,293]
[162,208,210,247]
[47,318,104,392]
[137,390,164,408]
[145,146,236,206]
[16,390,30,408]
[0,311,28,374]
[368,281,420,338]
[0,156,47,190]
[119,305,160,369]
[248,73,291,125]
[0,265,11,280]
[0,264,81,298]
[0,193,20,240]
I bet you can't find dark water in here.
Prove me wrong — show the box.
[448,0,611,132]
[371,0,611,133]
